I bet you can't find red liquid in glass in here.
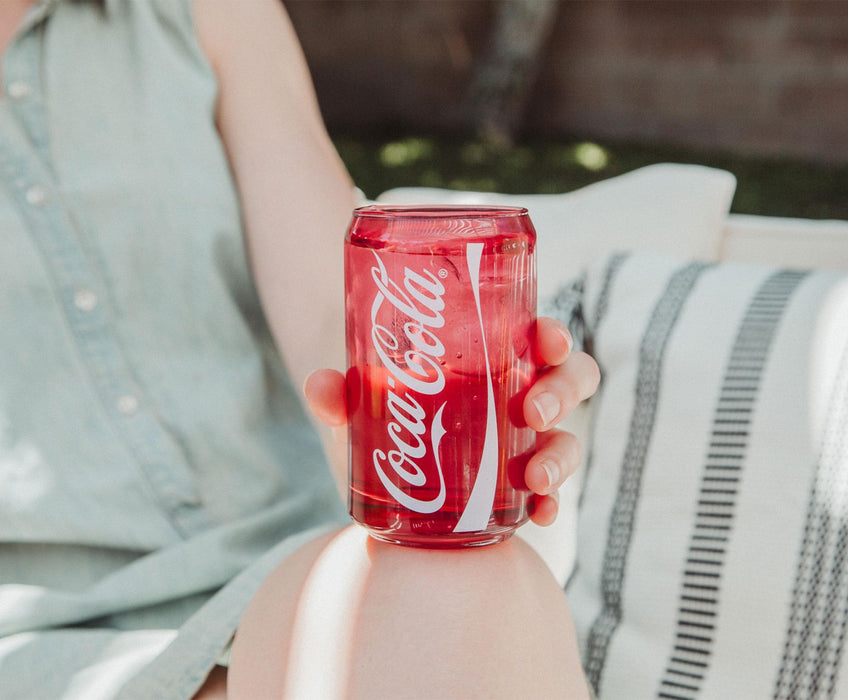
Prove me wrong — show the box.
[345,206,537,547]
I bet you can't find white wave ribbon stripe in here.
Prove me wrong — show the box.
[454,242,499,532]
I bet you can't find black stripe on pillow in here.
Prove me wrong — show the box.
[545,274,587,353]
[578,252,630,499]
[657,269,808,700]
[565,252,629,591]
[584,261,709,694]
[775,329,848,699]
[591,252,629,337]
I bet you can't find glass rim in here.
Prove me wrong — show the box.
[352,204,529,220]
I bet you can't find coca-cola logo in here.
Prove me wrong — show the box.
[368,251,448,513]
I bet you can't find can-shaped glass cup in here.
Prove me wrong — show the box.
[344,205,538,547]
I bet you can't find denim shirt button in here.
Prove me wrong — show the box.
[116,394,139,416]
[73,287,98,312]
[8,80,31,100]
[25,185,47,206]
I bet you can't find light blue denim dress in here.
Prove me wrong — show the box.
[0,0,347,697]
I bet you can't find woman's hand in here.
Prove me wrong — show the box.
[520,317,600,525]
[304,316,599,526]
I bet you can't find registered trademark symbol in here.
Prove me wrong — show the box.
[438,268,448,279]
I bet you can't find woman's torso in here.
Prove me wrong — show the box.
[0,0,341,629]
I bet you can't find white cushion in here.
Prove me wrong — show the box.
[723,213,848,270]
[377,164,737,303]
[565,251,848,698]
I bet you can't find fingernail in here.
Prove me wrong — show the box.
[532,392,561,427]
[556,324,573,353]
[540,459,559,493]
[302,371,315,398]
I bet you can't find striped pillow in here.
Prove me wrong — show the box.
[558,252,848,699]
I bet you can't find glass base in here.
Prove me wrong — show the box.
[360,524,517,549]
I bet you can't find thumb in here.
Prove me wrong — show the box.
[303,369,348,427]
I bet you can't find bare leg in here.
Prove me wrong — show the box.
[227,525,589,699]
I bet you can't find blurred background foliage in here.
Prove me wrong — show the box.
[287,0,848,220]
[334,132,848,220]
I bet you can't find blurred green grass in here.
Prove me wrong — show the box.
[333,132,848,221]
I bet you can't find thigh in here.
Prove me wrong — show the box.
[228,526,589,700]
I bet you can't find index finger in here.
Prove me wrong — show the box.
[524,350,600,431]
[535,316,573,367]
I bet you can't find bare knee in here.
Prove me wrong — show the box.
[228,526,588,699]
[348,533,588,698]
